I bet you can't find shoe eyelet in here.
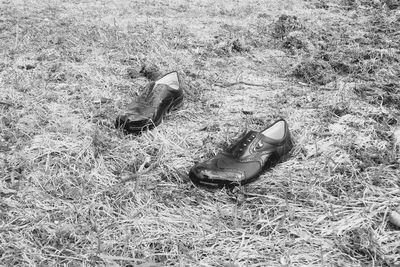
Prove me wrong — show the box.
[257,142,263,148]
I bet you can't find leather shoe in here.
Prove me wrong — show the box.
[115,71,183,134]
[189,119,293,187]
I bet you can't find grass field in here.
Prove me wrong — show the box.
[1,0,400,266]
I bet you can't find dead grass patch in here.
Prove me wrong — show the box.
[1,0,400,266]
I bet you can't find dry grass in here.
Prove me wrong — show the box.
[1,0,400,266]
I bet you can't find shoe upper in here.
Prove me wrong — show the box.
[115,71,183,133]
[189,119,293,185]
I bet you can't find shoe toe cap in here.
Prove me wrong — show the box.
[189,163,244,185]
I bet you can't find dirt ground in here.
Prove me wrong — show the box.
[1,0,400,266]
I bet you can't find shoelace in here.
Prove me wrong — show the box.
[231,132,263,157]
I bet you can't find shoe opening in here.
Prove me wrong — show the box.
[155,72,179,90]
[261,120,285,140]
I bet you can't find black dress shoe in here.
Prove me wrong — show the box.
[115,71,183,134]
[189,119,293,187]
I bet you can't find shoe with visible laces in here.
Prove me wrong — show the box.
[189,119,293,188]
[115,71,183,134]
